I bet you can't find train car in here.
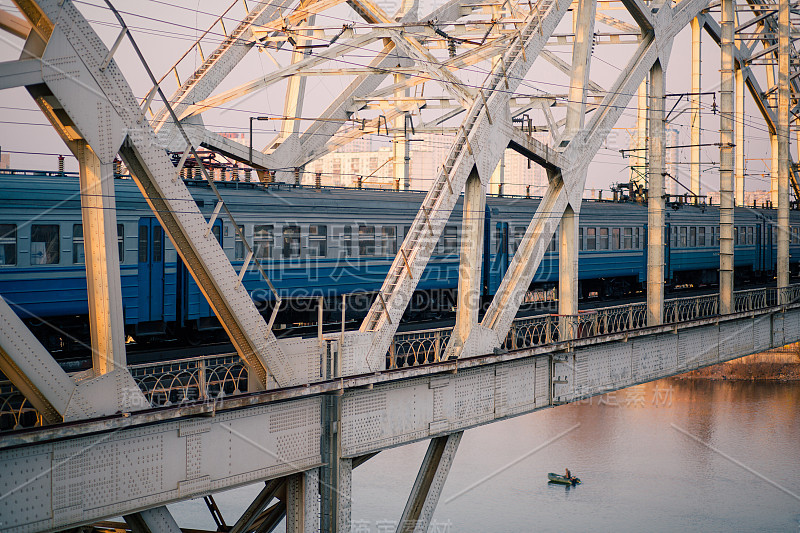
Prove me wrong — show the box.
[1,168,799,353]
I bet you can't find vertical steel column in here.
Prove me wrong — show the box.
[691,17,702,197]
[286,469,320,533]
[320,394,351,532]
[453,168,486,352]
[279,20,311,142]
[76,141,127,374]
[735,67,745,206]
[559,205,579,317]
[559,0,593,321]
[771,134,779,206]
[734,68,744,207]
[778,0,790,296]
[564,0,595,138]
[647,61,665,327]
[720,0,735,314]
[397,432,463,533]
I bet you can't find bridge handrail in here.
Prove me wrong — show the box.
[3,284,800,428]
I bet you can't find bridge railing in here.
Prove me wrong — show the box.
[4,284,800,429]
[128,354,247,407]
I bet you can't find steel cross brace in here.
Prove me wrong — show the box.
[11,0,295,388]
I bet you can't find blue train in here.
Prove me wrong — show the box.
[0,168,798,352]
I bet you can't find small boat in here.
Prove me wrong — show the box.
[548,473,581,485]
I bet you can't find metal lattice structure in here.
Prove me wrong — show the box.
[1,0,799,530]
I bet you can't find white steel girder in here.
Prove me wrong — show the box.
[357,0,575,369]
[2,305,798,533]
[397,432,463,533]
[10,0,296,389]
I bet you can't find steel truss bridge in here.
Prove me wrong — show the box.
[0,0,799,531]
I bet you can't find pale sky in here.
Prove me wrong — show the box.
[0,0,789,196]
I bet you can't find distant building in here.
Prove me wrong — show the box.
[0,153,9,169]
[307,133,548,194]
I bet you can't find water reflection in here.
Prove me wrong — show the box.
[167,379,800,532]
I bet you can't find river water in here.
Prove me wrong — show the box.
[169,379,800,532]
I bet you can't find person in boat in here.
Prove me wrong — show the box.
[564,468,572,481]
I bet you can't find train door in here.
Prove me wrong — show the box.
[138,217,165,323]
[176,218,222,329]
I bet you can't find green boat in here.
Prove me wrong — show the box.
[548,473,581,485]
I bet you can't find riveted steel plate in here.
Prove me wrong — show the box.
[341,380,431,456]
[535,357,550,406]
[678,325,718,370]
[494,359,537,418]
[784,309,800,342]
[720,320,753,360]
[772,314,785,346]
[753,315,772,352]
[632,334,677,381]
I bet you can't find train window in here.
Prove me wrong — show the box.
[283,225,301,258]
[343,226,353,257]
[679,227,687,248]
[599,228,609,250]
[254,225,274,259]
[549,230,558,252]
[513,226,526,254]
[309,225,327,257]
[359,225,375,256]
[690,227,697,247]
[152,227,163,263]
[579,227,583,251]
[612,228,620,250]
[117,224,124,262]
[442,226,457,254]
[235,225,245,260]
[72,224,84,264]
[496,225,504,253]
[586,228,596,250]
[635,227,641,249]
[670,227,677,248]
[0,224,16,265]
[698,226,706,247]
[138,225,148,263]
[623,227,633,249]
[380,226,397,255]
[747,226,754,245]
[31,224,60,265]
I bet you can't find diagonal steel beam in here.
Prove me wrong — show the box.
[457,0,709,356]
[150,0,295,137]
[355,0,573,369]
[14,0,295,388]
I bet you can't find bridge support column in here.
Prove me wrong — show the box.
[286,469,320,533]
[778,0,791,298]
[691,17,702,198]
[559,205,579,318]
[647,61,665,327]
[76,141,127,374]
[451,168,486,354]
[720,0,735,314]
[397,432,463,533]
[321,394,352,532]
[735,67,745,207]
